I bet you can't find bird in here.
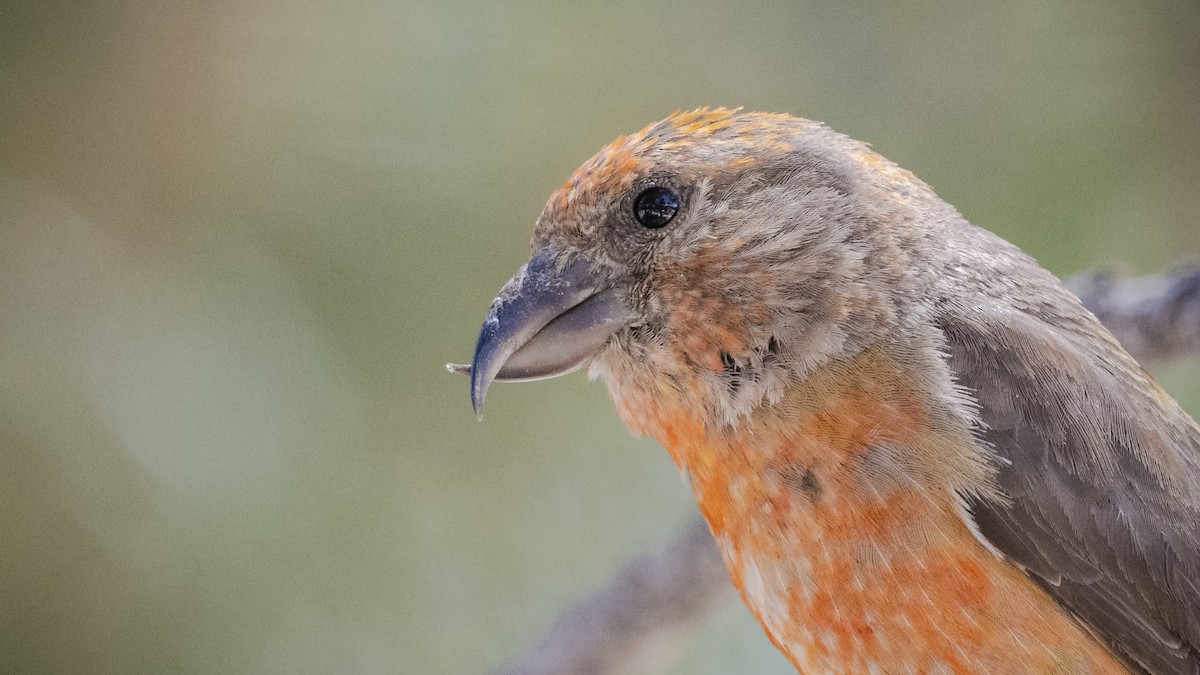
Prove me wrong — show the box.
[453,108,1200,673]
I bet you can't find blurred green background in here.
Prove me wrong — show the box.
[2,1,1198,673]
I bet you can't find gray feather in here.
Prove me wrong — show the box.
[931,226,1200,674]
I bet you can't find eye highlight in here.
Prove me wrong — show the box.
[633,187,680,229]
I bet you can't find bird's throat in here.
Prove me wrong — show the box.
[609,346,1127,673]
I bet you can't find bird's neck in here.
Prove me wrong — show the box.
[608,344,1126,673]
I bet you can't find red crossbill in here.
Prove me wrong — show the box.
[453,109,1200,673]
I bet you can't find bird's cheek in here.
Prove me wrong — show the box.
[659,299,719,366]
[683,333,728,371]
[672,315,755,373]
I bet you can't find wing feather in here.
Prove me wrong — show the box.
[938,304,1200,674]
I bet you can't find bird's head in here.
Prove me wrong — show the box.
[461,109,925,428]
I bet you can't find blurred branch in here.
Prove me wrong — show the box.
[494,265,1200,675]
[495,517,735,675]
[1069,264,1200,364]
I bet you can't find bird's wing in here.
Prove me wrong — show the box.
[937,304,1200,674]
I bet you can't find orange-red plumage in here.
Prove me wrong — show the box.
[614,345,1125,672]
[462,108,1200,673]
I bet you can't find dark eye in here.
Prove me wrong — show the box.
[633,187,680,229]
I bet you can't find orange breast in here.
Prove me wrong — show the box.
[614,349,1127,674]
